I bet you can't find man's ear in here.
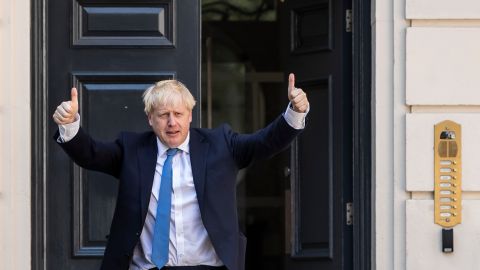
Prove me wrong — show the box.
[147,113,153,126]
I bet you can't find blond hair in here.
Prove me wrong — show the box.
[142,80,196,114]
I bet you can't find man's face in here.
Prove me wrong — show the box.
[148,103,192,148]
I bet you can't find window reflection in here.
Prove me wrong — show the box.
[202,0,277,21]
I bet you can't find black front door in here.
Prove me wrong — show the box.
[40,1,200,269]
[282,0,353,269]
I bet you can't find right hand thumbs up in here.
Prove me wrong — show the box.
[53,87,79,125]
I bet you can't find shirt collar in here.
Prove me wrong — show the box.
[156,132,190,156]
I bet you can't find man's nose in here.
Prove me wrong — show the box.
[167,113,177,126]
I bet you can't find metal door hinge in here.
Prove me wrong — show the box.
[346,9,352,33]
[346,202,353,225]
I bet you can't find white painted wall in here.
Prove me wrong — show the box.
[406,200,480,270]
[372,0,412,268]
[372,0,395,268]
[0,0,31,269]
[374,0,480,269]
[406,28,480,105]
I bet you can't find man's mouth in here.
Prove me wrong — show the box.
[166,131,180,136]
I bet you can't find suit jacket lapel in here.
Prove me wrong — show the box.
[189,129,209,211]
[138,132,158,220]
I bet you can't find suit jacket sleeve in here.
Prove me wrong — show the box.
[225,114,302,169]
[54,127,123,178]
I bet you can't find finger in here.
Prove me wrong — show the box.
[60,101,72,114]
[292,100,309,113]
[56,105,69,118]
[293,99,309,111]
[296,103,309,113]
[292,99,307,110]
[290,87,303,99]
[71,87,78,105]
[54,110,67,120]
[291,88,307,103]
[292,94,307,105]
[53,113,61,124]
[53,111,67,125]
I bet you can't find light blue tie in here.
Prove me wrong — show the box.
[151,148,178,268]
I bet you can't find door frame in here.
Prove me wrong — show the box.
[351,0,372,269]
[31,0,47,268]
[31,0,372,269]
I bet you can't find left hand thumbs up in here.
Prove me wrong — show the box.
[287,73,309,113]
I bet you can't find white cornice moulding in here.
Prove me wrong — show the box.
[407,0,480,19]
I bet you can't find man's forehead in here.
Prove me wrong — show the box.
[154,102,189,112]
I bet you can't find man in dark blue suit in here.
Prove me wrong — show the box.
[53,74,309,270]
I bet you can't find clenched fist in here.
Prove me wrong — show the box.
[288,73,309,113]
[53,87,79,125]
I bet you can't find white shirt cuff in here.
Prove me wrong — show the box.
[283,102,309,130]
[57,114,80,143]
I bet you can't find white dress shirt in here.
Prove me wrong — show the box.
[58,105,307,270]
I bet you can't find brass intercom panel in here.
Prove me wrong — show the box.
[434,120,462,228]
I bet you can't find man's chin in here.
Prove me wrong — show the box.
[165,138,182,148]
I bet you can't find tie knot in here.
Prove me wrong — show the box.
[166,148,178,156]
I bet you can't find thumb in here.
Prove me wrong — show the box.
[288,73,295,93]
[71,87,78,106]
[288,73,299,100]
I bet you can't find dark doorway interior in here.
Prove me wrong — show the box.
[201,2,287,269]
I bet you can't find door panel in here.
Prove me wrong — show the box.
[71,1,175,47]
[71,73,172,257]
[46,1,200,268]
[291,78,333,259]
[282,0,353,269]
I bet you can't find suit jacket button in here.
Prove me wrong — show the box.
[136,232,140,236]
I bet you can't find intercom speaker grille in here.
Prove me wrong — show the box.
[448,141,458,157]
[438,141,447,158]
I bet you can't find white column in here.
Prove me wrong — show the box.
[0,0,31,269]
[372,0,396,268]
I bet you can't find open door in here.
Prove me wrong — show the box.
[281,0,353,269]
[199,0,356,269]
